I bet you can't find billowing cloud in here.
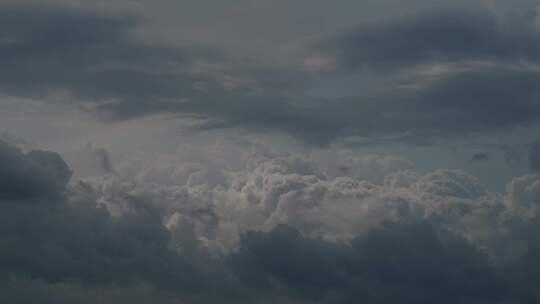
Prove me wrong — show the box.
[0,140,71,200]
[230,222,508,303]
[2,138,540,302]
[2,0,540,301]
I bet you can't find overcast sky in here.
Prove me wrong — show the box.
[2,0,540,303]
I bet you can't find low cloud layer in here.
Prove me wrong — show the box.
[1,139,540,303]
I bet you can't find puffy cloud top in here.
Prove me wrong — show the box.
[411,169,487,199]
[1,139,540,302]
[0,140,72,200]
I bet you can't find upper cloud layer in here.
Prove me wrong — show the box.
[324,9,540,69]
[2,3,540,145]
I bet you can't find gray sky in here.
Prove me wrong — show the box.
[2,1,540,302]
[2,0,539,187]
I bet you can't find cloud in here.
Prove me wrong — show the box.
[505,173,540,211]
[0,2,338,144]
[529,141,540,171]
[411,169,487,199]
[299,9,540,144]
[0,140,72,200]
[0,2,243,120]
[230,222,508,303]
[323,9,540,70]
[2,3,540,146]
[314,150,414,182]
[88,144,115,174]
[296,63,540,145]
[3,138,540,302]
[3,0,540,302]
[472,152,490,162]
[0,139,227,303]
[66,143,116,178]
[0,132,32,149]
[499,140,540,171]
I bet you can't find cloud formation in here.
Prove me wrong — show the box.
[3,0,540,302]
[0,140,71,200]
[2,3,540,145]
[324,9,540,69]
[2,139,540,302]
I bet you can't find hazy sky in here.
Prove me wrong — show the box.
[1,0,540,303]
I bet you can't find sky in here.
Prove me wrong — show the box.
[2,0,540,303]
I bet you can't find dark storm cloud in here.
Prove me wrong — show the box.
[297,9,540,144]
[257,66,540,145]
[0,140,175,286]
[0,140,71,200]
[3,139,540,302]
[2,2,540,146]
[230,223,510,303]
[0,2,315,136]
[324,9,540,70]
[472,152,490,162]
[505,215,540,302]
[0,2,228,116]
[0,139,233,303]
[154,9,540,145]
[387,67,540,139]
